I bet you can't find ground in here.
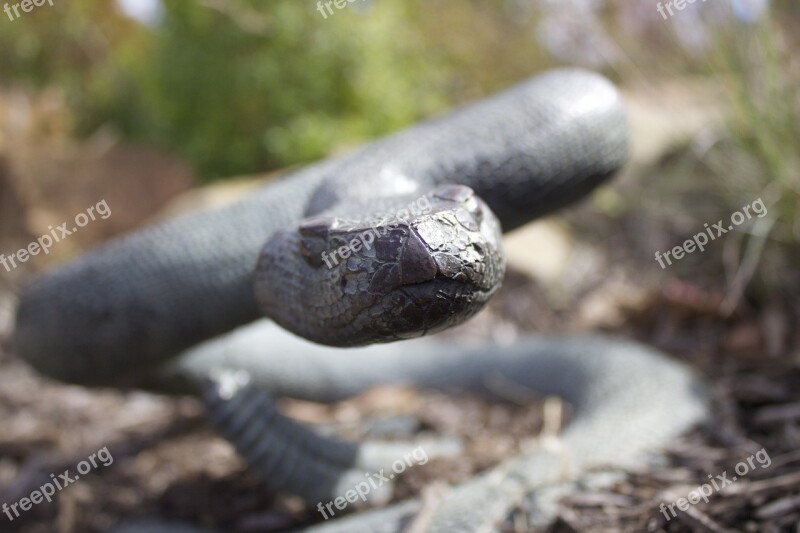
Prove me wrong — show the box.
[1,256,798,532]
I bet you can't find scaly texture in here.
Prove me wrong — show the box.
[14,69,628,384]
[8,69,709,532]
[158,322,708,531]
[254,185,506,346]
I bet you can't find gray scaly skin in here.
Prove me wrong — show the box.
[10,69,709,531]
[156,321,708,532]
[14,69,627,384]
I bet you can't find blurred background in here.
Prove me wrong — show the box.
[0,1,798,531]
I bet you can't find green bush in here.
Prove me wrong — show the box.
[0,0,547,181]
[87,0,453,180]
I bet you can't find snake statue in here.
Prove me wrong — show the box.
[12,69,709,532]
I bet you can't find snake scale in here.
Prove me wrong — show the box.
[12,69,709,532]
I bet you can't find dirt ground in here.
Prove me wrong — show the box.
[1,249,798,533]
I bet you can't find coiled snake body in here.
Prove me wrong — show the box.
[13,70,709,532]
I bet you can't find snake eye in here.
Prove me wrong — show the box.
[299,216,333,237]
[299,216,333,267]
[432,184,474,204]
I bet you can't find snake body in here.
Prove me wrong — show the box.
[12,69,709,531]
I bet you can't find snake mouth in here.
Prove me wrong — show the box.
[324,192,504,345]
[369,275,498,342]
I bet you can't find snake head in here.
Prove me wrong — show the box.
[255,185,505,346]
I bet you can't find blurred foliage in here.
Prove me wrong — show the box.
[0,0,797,227]
[0,0,143,89]
[706,12,800,301]
[714,15,799,230]
[590,0,799,301]
[0,0,552,180]
[122,0,455,179]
